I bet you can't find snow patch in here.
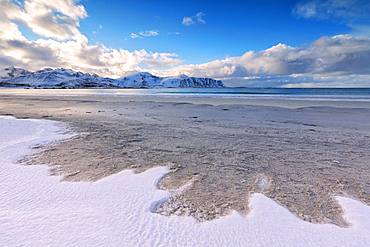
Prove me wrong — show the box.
[0,116,370,246]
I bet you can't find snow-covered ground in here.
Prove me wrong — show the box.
[0,116,370,247]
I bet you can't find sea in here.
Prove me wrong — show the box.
[2,88,370,101]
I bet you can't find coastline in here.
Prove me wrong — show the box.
[0,90,370,226]
[3,88,370,109]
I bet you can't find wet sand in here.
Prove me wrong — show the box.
[0,89,369,227]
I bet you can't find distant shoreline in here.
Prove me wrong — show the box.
[2,88,370,108]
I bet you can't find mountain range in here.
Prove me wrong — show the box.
[0,67,224,88]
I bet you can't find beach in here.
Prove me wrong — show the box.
[0,89,370,246]
[2,0,370,245]
[0,115,370,246]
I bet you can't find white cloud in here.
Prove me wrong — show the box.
[160,35,370,87]
[1,0,370,87]
[130,30,159,39]
[182,17,194,26]
[182,12,206,26]
[130,33,140,39]
[293,0,370,35]
[293,0,370,20]
[5,0,87,41]
[195,12,206,24]
[0,0,180,77]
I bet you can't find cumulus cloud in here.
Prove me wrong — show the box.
[130,30,159,39]
[182,12,205,26]
[1,0,370,87]
[0,0,181,77]
[2,0,87,41]
[162,35,370,87]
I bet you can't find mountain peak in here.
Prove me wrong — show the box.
[0,67,31,79]
[0,67,224,89]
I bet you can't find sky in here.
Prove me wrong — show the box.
[1,0,370,87]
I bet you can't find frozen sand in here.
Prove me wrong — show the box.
[1,116,370,247]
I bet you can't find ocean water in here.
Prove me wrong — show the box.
[2,88,370,101]
[150,88,370,100]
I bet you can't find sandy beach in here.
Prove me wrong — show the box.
[0,115,369,246]
[0,89,369,230]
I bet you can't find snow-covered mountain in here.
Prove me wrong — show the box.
[0,67,116,88]
[0,67,224,88]
[117,72,224,88]
[0,67,31,79]
[160,74,224,88]
[117,72,162,88]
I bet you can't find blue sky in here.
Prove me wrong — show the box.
[1,0,370,87]
[81,0,351,64]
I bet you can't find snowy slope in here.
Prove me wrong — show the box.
[0,67,224,88]
[117,72,224,88]
[117,72,162,88]
[0,67,31,79]
[0,67,116,88]
[163,75,224,88]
